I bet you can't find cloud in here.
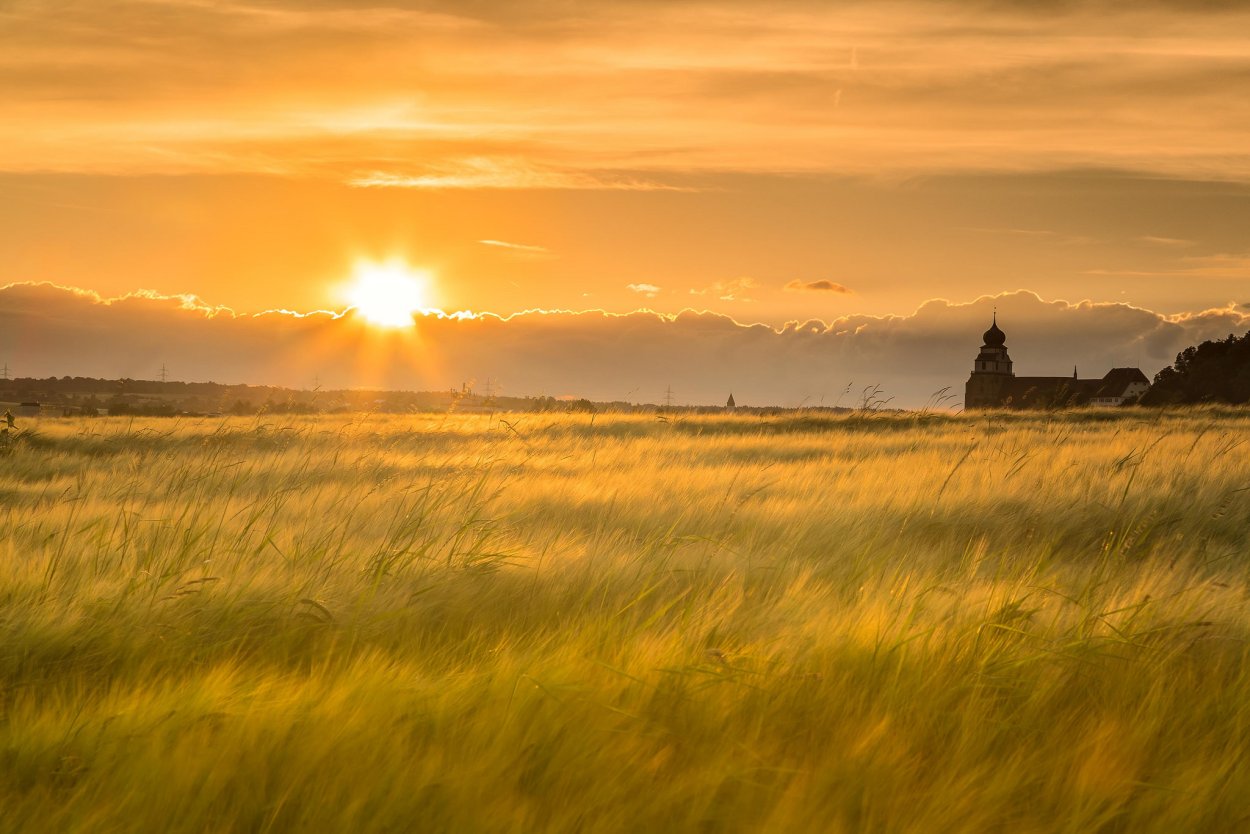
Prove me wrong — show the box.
[965,227,1095,246]
[1176,254,1250,278]
[4,1,1250,182]
[478,239,550,254]
[349,162,692,191]
[4,282,1248,409]
[1138,236,1196,247]
[477,239,555,261]
[1085,253,1250,279]
[627,283,661,298]
[785,280,852,293]
[690,277,758,302]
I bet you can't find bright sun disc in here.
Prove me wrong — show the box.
[345,261,431,327]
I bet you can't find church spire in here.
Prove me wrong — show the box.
[982,314,1006,348]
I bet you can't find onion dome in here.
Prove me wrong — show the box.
[982,314,1006,347]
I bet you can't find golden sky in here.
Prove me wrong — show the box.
[2,0,1250,400]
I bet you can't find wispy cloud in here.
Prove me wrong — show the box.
[478,239,553,260]
[966,228,1095,246]
[1182,254,1250,277]
[627,283,661,298]
[347,161,692,191]
[479,239,548,254]
[690,277,758,302]
[785,279,852,294]
[1138,236,1196,247]
[966,228,1061,238]
[1085,253,1250,279]
[5,2,1250,182]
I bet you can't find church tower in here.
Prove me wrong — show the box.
[965,314,1014,408]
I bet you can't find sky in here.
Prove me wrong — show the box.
[3,0,1250,405]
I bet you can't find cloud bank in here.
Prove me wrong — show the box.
[5,1,1250,183]
[3,283,1247,408]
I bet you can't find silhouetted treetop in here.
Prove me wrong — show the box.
[1142,331,1250,404]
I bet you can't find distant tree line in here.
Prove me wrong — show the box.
[1143,331,1250,405]
[1,375,758,416]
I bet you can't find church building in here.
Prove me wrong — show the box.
[965,315,1150,409]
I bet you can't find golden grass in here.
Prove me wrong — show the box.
[2,410,1248,832]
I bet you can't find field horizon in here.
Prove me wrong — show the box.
[3,409,1248,832]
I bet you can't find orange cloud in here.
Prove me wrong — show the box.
[690,278,757,302]
[4,1,1250,182]
[785,280,852,294]
[478,239,551,255]
[1085,253,1250,279]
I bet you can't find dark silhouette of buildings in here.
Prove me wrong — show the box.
[965,315,1149,409]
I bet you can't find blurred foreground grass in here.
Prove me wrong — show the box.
[2,410,1248,832]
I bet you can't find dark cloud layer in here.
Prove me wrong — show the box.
[3,283,1246,408]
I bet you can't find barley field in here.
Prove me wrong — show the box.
[2,410,1248,833]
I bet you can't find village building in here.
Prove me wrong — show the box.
[965,316,1149,409]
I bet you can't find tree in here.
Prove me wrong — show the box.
[1141,331,1250,404]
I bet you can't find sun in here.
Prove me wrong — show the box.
[344,260,433,328]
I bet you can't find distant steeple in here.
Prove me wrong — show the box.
[726,393,736,409]
[966,312,1015,408]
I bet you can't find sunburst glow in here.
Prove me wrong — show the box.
[344,261,432,328]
